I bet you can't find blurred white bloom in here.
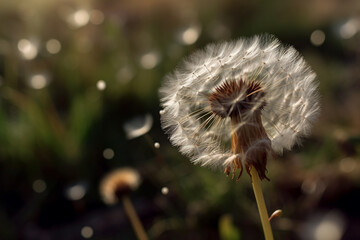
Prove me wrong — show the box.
[160,35,320,180]
[100,168,141,205]
[124,114,153,139]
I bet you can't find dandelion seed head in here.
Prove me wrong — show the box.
[160,34,320,180]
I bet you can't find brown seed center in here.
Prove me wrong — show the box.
[208,79,271,180]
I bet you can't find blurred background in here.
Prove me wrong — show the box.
[1,0,360,239]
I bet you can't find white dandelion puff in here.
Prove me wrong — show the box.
[99,168,141,205]
[159,34,320,180]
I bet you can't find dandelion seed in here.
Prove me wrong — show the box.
[124,114,153,140]
[269,209,283,221]
[159,34,320,180]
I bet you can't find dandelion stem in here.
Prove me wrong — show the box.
[250,167,274,240]
[122,195,149,240]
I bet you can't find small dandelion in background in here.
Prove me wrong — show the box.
[159,34,320,239]
[100,168,148,240]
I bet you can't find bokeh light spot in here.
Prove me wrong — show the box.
[339,157,356,173]
[96,80,106,90]
[29,74,48,89]
[103,148,115,159]
[313,212,345,240]
[140,51,160,69]
[81,226,94,239]
[46,39,61,54]
[310,30,325,46]
[339,18,359,39]
[33,179,47,193]
[90,10,104,25]
[65,183,87,201]
[161,187,169,195]
[154,142,160,149]
[18,39,38,60]
[179,25,201,45]
[74,10,90,27]
[116,67,134,84]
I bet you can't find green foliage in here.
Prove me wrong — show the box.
[219,214,241,240]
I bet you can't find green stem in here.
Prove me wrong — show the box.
[250,167,274,240]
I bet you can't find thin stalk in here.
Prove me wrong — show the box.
[250,167,274,240]
[122,195,149,240]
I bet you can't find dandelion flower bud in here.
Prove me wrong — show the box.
[159,34,320,180]
[100,168,141,205]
